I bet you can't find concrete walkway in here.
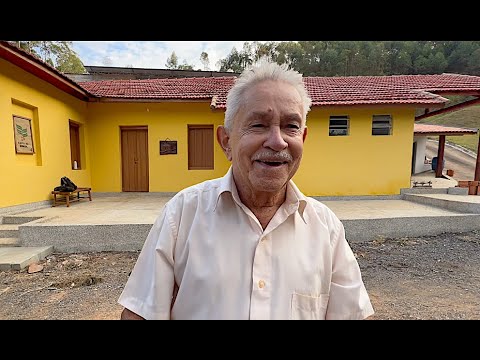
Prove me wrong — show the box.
[1,190,480,269]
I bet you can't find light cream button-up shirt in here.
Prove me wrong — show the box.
[118,167,374,320]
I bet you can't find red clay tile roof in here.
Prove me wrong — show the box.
[79,73,480,109]
[414,123,478,135]
[81,77,235,101]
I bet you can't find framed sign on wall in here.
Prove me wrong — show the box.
[160,139,177,155]
[13,115,34,154]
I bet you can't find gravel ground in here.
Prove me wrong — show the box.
[1,230,479,320]
[353,230,480,320]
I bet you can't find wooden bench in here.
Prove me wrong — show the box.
[51,187,92,207]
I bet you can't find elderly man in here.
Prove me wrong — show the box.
[118,59,374,320]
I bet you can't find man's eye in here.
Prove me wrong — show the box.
[252,124,264,128]
[287,124,300,129]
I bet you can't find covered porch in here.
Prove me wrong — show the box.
[416,96,480,183]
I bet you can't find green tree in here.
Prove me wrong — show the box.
[178,61,194,70]
[200,52,210,71]
[252,41,277,62]
[384,42,413,75]
[166,51,179,69]
[428,52,448,74]
[12,41,85,74]
[165,52,194,70]
[445,41,480,74]
[275,41,305,70]
[56,50,86,73]
[467,48,480,75]
[216,40,480,77]
[217,43,255,73]
[15,41,41,55]
[413,55,429,74]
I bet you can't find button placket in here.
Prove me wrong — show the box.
[249,232,273,319]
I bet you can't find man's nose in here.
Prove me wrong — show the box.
[264,126,288,151]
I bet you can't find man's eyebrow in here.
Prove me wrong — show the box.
[282,113,302,122]
[248,112,301,119]
[249,111,270,119]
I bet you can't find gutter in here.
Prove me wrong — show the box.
[416,96,480,121]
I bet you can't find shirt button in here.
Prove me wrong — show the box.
[258,280,265,289]
[261,237,266,242]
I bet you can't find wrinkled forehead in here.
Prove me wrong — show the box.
[241,80,304,114]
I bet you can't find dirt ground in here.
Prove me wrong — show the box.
[1,230,479,320]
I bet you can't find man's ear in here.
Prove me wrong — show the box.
[303,126,308,143]
[217,125,232,161]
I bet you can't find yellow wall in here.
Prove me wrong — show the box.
[0,58,90,207]
[88,103,414,196]
[295,107,415,196]
[87,102,231,192]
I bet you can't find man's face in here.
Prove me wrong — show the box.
[219,80,307,195]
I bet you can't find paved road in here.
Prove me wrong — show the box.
[426,139,477,180]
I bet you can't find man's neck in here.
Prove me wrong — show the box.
[234,179,287,230]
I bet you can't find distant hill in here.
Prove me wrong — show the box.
[418,103,480,154]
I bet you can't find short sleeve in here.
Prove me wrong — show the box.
[326,214,375,320]
[117,205,177,320]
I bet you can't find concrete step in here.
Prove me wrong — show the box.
[20,223,152,253]
[0,246,54,271]
[0,224,19,238]
[0,216,42,225]
[0,238,21,247]
[404,194,480,214]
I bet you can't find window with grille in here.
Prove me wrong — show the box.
[372,115,392,136]
[329,115,349,136]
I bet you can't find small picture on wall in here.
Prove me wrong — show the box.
[160,140,177,155]
[13,115,34,154]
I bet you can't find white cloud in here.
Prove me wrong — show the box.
[72,41,248,71]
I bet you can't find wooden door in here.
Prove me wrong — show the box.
[121,126,149,192]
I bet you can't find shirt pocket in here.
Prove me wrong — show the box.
[291,292,329,320]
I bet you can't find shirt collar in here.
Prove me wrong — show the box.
[214,166,242,211]
[214,166,308,223]
[285,178,308,223]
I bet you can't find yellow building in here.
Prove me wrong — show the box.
[2,41,480,209]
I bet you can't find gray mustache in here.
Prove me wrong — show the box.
[252,151,293,162]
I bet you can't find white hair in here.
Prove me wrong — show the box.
[224,58,312,131]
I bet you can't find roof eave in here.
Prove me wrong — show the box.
[310,101,446,108]
[415,131,478,136]
[0,41,91,101]
[88,97,213,103]
[416,96,480,121]
[425,89,480,96]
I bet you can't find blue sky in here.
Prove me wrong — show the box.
[72,41,248,71]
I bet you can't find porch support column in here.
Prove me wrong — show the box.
[436,135,446,178]
[475,132,480,182]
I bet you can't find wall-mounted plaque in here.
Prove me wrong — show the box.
[160,140,177,155]
[13,116,34,154]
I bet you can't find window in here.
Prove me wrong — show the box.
[69,121,81,169]
[188,125,214,170]
[372,115,392,136]
[329,115,349,136]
